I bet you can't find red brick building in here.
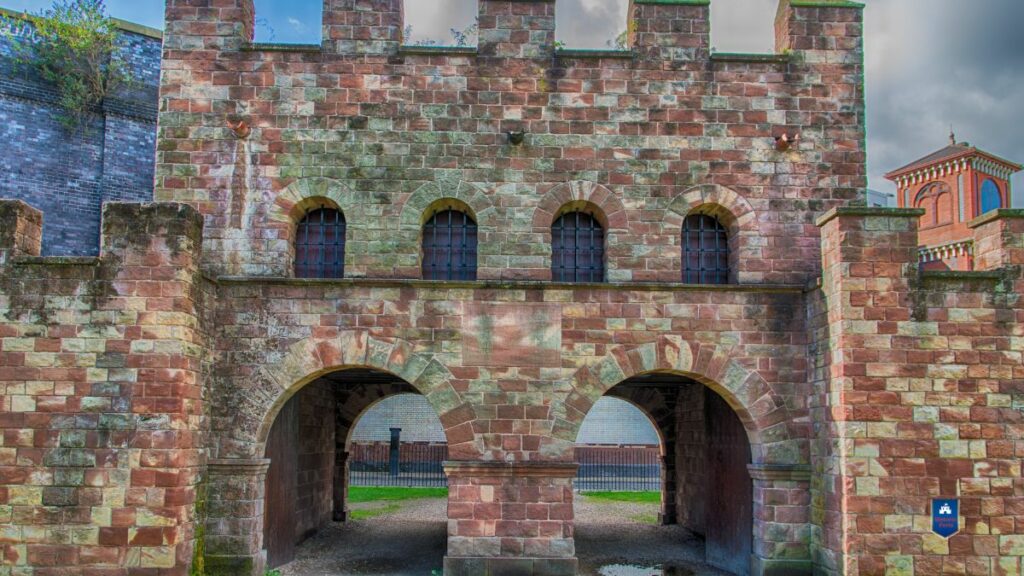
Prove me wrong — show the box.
[1,1,1022,575]
[886,134,1021,271]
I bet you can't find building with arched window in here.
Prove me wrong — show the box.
[886,133,1021,271]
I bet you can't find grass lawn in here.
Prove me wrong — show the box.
[581,491,661,504]
[347,486,449,503]
[349,503,401,520]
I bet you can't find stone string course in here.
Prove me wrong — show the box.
[0,1,1021,575]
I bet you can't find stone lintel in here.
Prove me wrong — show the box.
[815,206,925,228]
[208,458,271,476]
[443,461,578,478]
[747,463,811,482]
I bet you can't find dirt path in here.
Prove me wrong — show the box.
[277,496,732,576]
[278,499,446,576]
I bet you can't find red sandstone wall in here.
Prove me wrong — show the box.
[157,0,865,286]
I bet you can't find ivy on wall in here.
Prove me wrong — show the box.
[2,0,132,130]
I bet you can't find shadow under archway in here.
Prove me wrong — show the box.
[264,368,448,574]
[574,373,753,576]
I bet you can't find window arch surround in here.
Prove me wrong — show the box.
[550,201,607,283]
[665,184,755,285]
[914,182,953,228]
[421,199,479,281]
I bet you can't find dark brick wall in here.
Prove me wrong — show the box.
[0,12,160,255]
[295,379,336,543]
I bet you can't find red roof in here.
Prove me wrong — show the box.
[885,142,1022,180]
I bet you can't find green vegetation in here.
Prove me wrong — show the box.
[3,0,132,130]
[350,503,402,520]
[582,491,661,504]
[631,513,660,525]
[264,571,282,576]
[347,486,448,503]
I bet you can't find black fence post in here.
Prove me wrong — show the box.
[389,428,401,478]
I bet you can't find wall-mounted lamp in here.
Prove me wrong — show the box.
[507,131,525,146]
[774,132,799,152]
[227,118,251,139]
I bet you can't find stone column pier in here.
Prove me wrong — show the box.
[205,459,272,576]
[443,461,579,576]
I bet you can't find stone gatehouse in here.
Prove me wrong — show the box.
[1,1,1022,575]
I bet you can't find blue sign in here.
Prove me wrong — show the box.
[932,499,959,538]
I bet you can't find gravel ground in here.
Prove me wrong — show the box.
[277,496,731,576]
[278,499,446,576]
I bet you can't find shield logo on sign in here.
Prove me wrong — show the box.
[932,499,959,538]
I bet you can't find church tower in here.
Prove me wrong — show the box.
[885,133,1021,270]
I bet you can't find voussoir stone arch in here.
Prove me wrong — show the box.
[554,335,806,466]
[399,180,496,230]
[664,183,756,231]
[269,176,360,224]
[532,181,628,231]
[214,330,483,461]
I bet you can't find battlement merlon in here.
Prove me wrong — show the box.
[776,0,865,59]
[969,209,1024,273]
[163,0,864,61]
[0,200,42,266]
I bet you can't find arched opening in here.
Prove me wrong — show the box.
[422,207,478,280]
[552,207,606,283]
[253,0,323,44]
[264,369,448,573]
[682,213,730,285]
[402,0,479,47]
[574,373,754,576]
[555,0,630,50]
[980,178,1002,215]
[294,206,346,278]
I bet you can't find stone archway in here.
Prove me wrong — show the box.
[203,330,482,576]
[556,336,812,576]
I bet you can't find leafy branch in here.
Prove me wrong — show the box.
[403,19,479,48]
[2,0,132,130]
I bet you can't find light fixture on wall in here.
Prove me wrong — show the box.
[774,132,799,152]
[507,131,525,146]
[227,118,251,139]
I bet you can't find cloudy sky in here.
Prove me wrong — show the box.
[4,0,1021,203]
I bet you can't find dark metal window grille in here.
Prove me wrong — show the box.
[295,208,346,279]
[552,211,605,283]
[422,210,478,281]
[683,214,729,285]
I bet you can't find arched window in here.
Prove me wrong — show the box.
[295,208,346,279]
[980,179,1002,214]
[551,211,605,283]
[422,210,477,281]
[682,214,729,285]
[935,192,952,224]
[915,185,939,227]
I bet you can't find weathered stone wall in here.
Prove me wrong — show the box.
[157,0,864,285]
[817,207,1024,575]
[2,1,1021,575]
[0,201,206,575]
[0,10,161,256]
